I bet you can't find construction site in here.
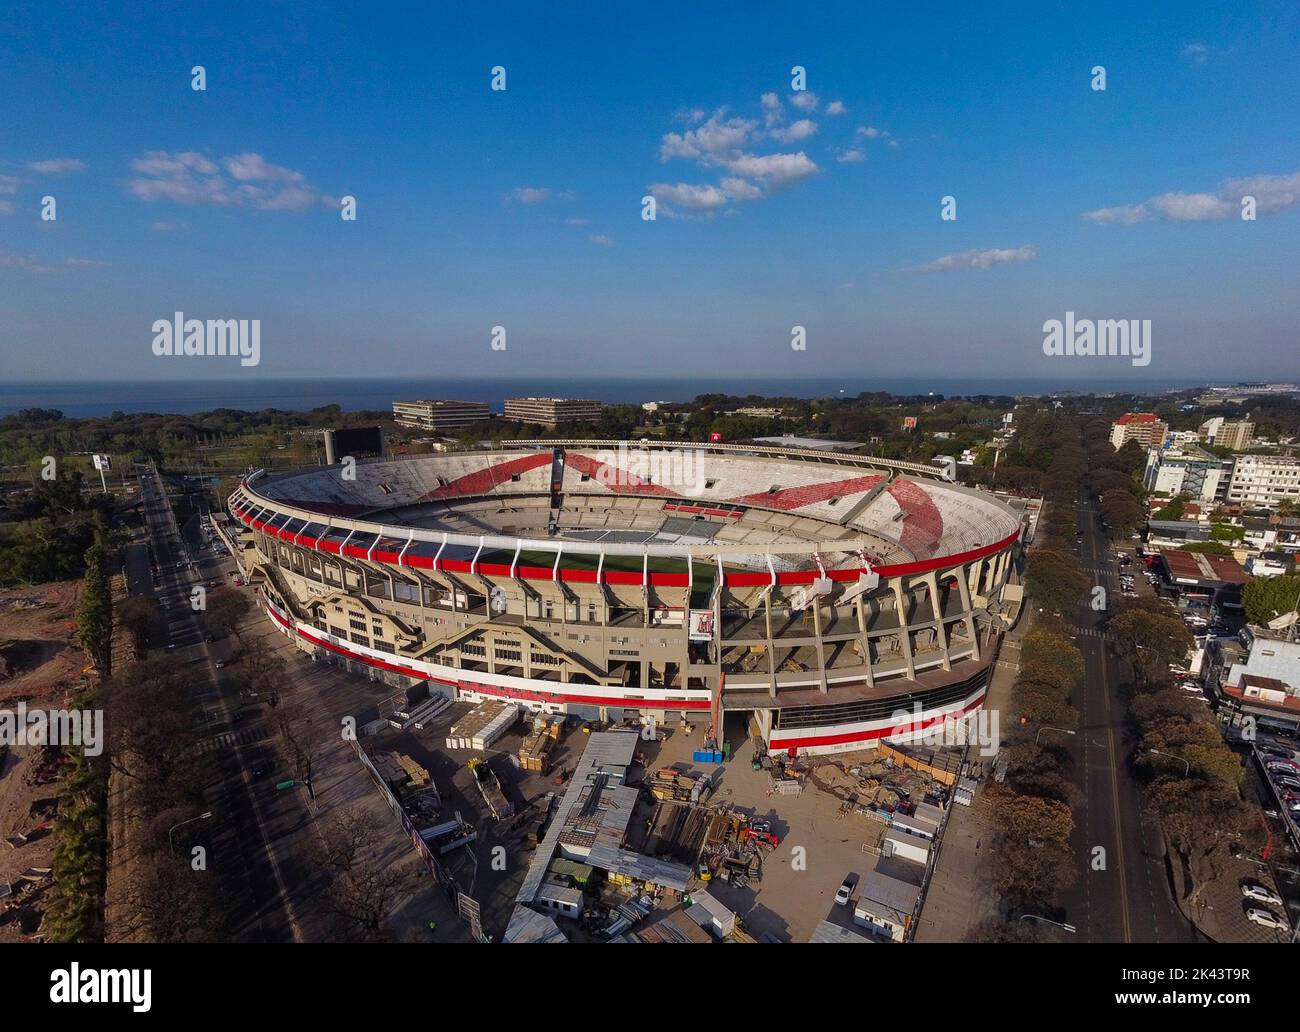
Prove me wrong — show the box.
[0,584,91,942]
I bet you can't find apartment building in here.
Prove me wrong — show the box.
[1109,412,1168,450]
[392,399,492,431]
[503,396,602,427]
[1227,454,1300,509]
[1143,448,1232,503]
[1200,417,1255,450]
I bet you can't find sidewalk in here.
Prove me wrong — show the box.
[912,607,1031,941]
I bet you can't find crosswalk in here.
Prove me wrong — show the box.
[197,724,271,755]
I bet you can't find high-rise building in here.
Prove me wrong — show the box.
[1143,449,1232,503]
[1109,412,1168,450]
[392,399,491,431]
[1202,419,1255,451]
[1227,454,1300,508]
[504,397,602,427]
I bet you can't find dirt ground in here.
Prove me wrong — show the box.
[0,582,88,942]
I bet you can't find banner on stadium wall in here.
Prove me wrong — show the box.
[689,610,715,641]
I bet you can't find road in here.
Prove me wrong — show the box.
[133,461,306,942]
[1057,486,1200,943]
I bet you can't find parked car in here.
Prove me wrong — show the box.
[834,873,858,906]
[1245,907,1288,931]
[1241,882,1284,906]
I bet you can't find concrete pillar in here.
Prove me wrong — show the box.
[955,566,981,663]
[892,577,916,680]
[926,570,951,671]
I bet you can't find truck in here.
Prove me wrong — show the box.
[468,758,514,820]
[422,812,478,855]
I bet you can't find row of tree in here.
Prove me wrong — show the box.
[1077,417,1256,916]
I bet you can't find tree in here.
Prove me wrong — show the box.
[117,596,161,653]
[204,586,251,643]
[1241,574,1300,627]
[966,916,1046,943]
[1148,779,1250,907]
[990,789,1074,846]
[1001,742,1079,806]
[985,838,1077,912]
[1154,495,1188,521]
[1100,489,1144,538]
[1025,550,1089,615]
[76,536,113,677]
[315,810,414,941]
[1180,542,1232,556]
[1106,608,1194,690]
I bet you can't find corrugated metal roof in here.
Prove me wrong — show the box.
[808,919,874,943]
[503,904,568,943]
[517,731,641,905]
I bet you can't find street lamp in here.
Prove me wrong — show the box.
[168,810,213,854]
[1020,914,1077,934]
[1147,749,1190,776]
[1036,726,1077,746]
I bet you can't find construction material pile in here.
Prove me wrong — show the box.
[445,700,519,751]
[697,807,780,891]
[518,722,560,772]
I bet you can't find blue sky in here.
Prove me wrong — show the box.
[1,1,1298,385]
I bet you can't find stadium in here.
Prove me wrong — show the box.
[225,440,1026,756]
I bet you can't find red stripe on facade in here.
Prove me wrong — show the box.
[768,690,987,750]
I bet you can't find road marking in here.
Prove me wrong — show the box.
[1083,503,1133,943]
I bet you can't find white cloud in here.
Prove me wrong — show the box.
[151,219,189,233]
[1150,191,1236,221]
[904,245,1037,273]
[565,217,590,226]
[0,249,104,273]
[28,157,85,174]
[1223,171,1300,215]
[1081,203,1149,225]
[588,233,614,247]
[768,118,817,144]
[648,182,731,215]
[761,92,783,128]
[1083,170,1300,225]
[0,174,21,195]
[825,100,846,116]
[226,153,304,183]
[835,148,866,164]
[125,150,326,211]
[1180,41,1226,66]
[724,151,818,187]
[856,126,888,140]
[790,91,818,112]
[507,186,553,204]
[719,177,762,201]
[660,110,755,162]
[650,92,827,215]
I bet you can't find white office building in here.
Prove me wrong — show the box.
[1228,455,1300,509]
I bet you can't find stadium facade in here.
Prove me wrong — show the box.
[225,440,1025,756]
